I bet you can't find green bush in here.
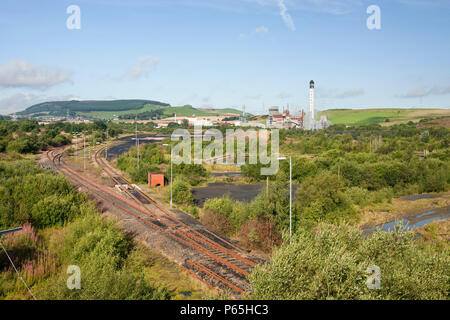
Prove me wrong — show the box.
[295,173,357,225]
[369,187,393,204]
[0,161,84,229]
[345,187,370,207]
[35,212,169,300]
[31,194,83,228]
[172,178,194,205]
[249,223,449,300]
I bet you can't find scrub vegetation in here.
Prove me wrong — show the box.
[0,160,207,300]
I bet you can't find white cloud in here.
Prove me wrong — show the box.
[276,92,292,99]
[246,93,263,100]
[238,33,247,40]
[336,88,365,99]
[398,85,450,98]
[254,25,269,34]
[275,0,295,31]
[239,25,269,39]
[0,93,77,114]
[128,56,160,79]
[316,87,365,99]
[0,61,72,90]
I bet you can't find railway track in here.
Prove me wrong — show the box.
[45,147,259,297]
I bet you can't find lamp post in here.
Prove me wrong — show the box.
[278,156,292,242]
[83,132,86,170]
[105,128,109,160]
[135,115,139,170]
[72,132,78,158]
[163,143,172,209]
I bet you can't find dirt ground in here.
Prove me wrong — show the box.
[358,192,450,229]
[417,117,450,129]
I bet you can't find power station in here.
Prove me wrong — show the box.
[266,80,330,130]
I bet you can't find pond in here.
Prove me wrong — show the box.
[363,206,450,235]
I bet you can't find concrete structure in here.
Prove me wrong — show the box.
[266,80,330,130]
[239,105,248,124]
[309,80,315,120]
[267,106,305,129]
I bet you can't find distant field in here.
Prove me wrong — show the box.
[78,104,242,120]
[162,106,217,117]
[162,106,242,117]
[321,108,450,126]
[78,104,161,119]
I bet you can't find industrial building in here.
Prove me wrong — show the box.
[267,80,331,130]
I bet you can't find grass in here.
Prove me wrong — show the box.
[417,219,449,244]
[77,104,162,120]
[321,108,450,126]
[127,242,217,299]
[77,104,243,120]
[162,105,215,117]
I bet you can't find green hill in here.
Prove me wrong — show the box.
[16,100,243,120]
[321,108,450,126]
[18,99,169,116]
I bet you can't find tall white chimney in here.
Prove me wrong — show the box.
[309,80,315,120]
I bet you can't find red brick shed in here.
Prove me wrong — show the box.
[148,173,165,187]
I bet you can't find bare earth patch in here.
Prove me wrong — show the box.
[358,192,450,229]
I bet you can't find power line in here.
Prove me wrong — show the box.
[0,240,37,300]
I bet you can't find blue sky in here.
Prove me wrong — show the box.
[0,0,449,114]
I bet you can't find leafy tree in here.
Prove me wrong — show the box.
[295,172,356,226]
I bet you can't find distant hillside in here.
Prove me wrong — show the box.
[16,100,244,120]
[17,99,169,116]
[321,108,450,126]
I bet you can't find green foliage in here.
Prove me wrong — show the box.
[171,163,208,185]
[0,120,72,154]
[117,143,165,183]
[201,181,289,252]
[0,159,170,300]
[0,161,85,229]
[172,178,194,205]
[35,212,170,300]
[241,163,265,181]
[296,173,357,226]
[249,223,449,300]
[345,187,370,207]
[119,109,164,120]
[31,194,83,229]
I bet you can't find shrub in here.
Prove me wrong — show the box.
[203,197,233,217]
[239,217,281,253]
[31,195,82,229]
[172,178,193,205]
[369,187,393,204]
[35,212,169,300]
[249,223,449,300]
[200,210,234,236]
[0,161,84,229]
[295,173,356,225]
[345,187,370,207]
